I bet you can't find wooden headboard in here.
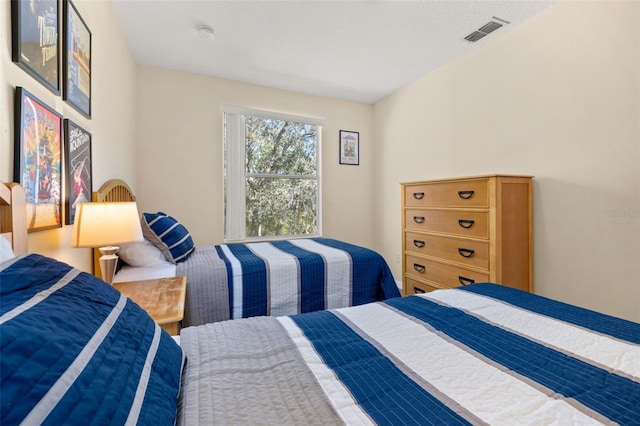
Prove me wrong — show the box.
[92,179,137,277]
[92,179,136,203]
[0,182,28,255]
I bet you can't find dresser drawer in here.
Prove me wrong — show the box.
[405,277,445,295]
[405,209,489,239]
[405,231,489,270]
[405,255,489,288]
[404,180,489,208]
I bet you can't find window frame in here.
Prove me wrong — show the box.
[223,106,325,243]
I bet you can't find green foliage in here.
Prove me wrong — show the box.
[244,117,318,237]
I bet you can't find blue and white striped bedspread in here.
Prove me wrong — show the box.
[179,283,640,425]
[1,254,185,425]
[215,238,400,319]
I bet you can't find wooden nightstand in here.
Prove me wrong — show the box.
[114,276,187,335]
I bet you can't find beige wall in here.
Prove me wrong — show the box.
[373,0,640,321]
[2,0,637,322]
[1,0,138,271]
[134,66,374,248]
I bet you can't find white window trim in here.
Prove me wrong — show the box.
[222,105,327,127]
[223,106,324,243]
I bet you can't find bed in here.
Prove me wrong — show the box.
[2,181,639,425]
[94,179,401,326]
[0,182,27,257]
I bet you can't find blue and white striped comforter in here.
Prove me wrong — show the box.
[179,284,640,425]
[214,238,400,320]
[1,254,185,425]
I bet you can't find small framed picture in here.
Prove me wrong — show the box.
[14,87,64,232]
[64,119,92,225]
[11,0,60,94]
[63,0,91,118]
[339,130,359,165]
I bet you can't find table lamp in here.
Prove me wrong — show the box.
[71,202,143,284]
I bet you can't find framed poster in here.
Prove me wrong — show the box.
[11,0,60,94]
[339,130,359,165]
[64,119,92,225]
[63,0,91,117]
[14,87,64,232]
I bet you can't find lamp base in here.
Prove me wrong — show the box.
[98,246,119,284]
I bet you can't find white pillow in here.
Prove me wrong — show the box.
[117,239,172,267]
[0,237,16,262]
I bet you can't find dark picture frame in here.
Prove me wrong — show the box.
[64,119,92,225]
[11,0,60,95]
[14,87,64,232]
[339,130,359,165]
[63,0,91,118]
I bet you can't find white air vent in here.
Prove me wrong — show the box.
[464,17,509,43]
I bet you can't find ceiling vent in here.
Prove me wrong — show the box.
[464,17,509,43]
[464,31,489,43]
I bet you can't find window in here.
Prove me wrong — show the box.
[223,107,324,242]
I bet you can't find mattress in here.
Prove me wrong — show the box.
[113,264,177,282]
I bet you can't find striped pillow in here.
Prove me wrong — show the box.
[141,212,195,263]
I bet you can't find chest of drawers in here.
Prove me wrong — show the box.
[401,175,533,295]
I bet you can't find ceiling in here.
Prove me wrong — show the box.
[111,0,557,104]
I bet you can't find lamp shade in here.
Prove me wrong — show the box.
[71,202,143,248]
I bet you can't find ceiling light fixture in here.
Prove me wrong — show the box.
[196,25,216,40]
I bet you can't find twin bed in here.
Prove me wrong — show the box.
[95,179,400,326]
[2,181,639,424]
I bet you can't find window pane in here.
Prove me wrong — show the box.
[245,177,317,237]
[245,116,317,176]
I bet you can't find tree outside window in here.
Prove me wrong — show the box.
[224,110,321,241]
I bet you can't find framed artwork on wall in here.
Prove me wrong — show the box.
[14,87,64,232]
[64,119,92,225]
[63,0,92,118]
[339,130,359,165]
[11,0,60,94]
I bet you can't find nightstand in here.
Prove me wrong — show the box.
[114,276,187,335]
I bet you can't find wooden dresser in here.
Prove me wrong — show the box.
[402,175,533,295]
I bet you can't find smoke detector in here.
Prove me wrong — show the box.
[196,25,216,40]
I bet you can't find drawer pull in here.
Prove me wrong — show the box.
[458,276,475,286]
[458,219,475,229]
[458,248,475,258]
[458,190,475,200]
[413,286,426,294]
[413,192,425,200]
[413,240,425,248]
[413,263,426,273]
[413,216,425,224]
